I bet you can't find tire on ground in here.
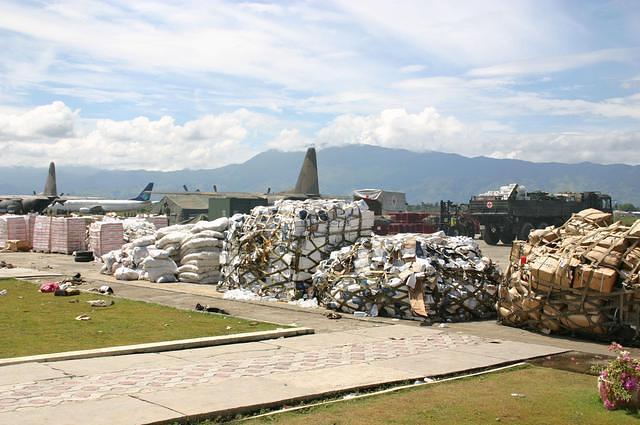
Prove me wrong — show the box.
[483,226,500,245]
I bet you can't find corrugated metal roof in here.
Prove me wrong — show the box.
[162,194,212,210]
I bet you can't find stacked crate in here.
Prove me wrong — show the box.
[32,216,53,252]
[51,217,89,254]
[89,221,124,258]
[0,215,29,249]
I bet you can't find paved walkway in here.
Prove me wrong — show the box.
[0,325,566,425]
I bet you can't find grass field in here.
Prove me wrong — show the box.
[235,366,639,425]
[0,278,280,358]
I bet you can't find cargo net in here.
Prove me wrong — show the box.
[499,208,640,343]
[220,199,375,300]
[313,233,501,321]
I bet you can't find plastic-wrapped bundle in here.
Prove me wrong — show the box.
[313,232,500,321]
[0,215,28,249]
[89,221,124,258]
[498,209,640,342]
[50,217,90,254]
[221,199,375,300]
[32,216,53,252]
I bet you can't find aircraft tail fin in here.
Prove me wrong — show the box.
[293,147,319,195]
[43,162,58,197]
[131,183,153,201]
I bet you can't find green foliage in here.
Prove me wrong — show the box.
[617,203,638,212]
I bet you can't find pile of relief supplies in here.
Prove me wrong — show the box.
[498,209,640,341]
[220,199,375,301]
[313,232,500,321]
[100,217,228,284]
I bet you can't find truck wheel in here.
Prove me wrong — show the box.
[500,232,515,245]
[519,222,534,241]
[483,227,500,245]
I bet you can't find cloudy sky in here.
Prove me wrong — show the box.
[0,0,639,170]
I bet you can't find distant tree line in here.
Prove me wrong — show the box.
[407,202,440,212]
[616,203,638,212]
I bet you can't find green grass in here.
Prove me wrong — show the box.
[614,214,638,227]
[0,278,280,358]
[235,366,639,425]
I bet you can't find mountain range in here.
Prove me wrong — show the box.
[1,145,638,205]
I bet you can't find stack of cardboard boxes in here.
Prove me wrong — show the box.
[499,209,640,339]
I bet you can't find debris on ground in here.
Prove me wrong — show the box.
[54,288,80,296]
[0,289,7,296]
[39,281,60,293]
[88,285,114,295]
[326,312,342,319]
[87,299,114,307]
[74,314,91,321]
[0,260,15,269]
[195,303,228,314]
[498,208,640,341]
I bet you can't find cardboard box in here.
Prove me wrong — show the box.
[529,255,576,289]
[572,265,617,293]
[585,245,623,268]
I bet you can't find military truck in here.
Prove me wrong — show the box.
[468,183,612,245]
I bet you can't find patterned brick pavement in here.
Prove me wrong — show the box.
[0,332,486,412]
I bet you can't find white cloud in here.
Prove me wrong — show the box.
[0,1,376,92]
[315,107,466,151]
[2,102,640,169]
[333,0,583,66]
[468,48,638,78]
[0,101,77,140]
[267,128,311,151]
[400,64,427,73]
[0,102,276,170]
[499,92,640,119]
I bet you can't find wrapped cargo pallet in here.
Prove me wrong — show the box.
[498,209,640,342]
[0,215,29,249]
[32,216,53,252]
[50,217,90,254]
[24,214,36,248]
[89,221,124,258]
[313,232,501,320]
[221,199,375,300]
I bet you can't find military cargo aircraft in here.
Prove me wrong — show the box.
[0,162,58,214]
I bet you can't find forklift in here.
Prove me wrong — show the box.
[439,200,478,238]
